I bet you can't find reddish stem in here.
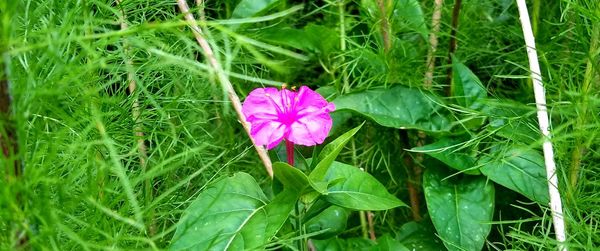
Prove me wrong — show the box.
[285,140,295,166]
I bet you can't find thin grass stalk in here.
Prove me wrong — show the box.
[195,0,206,22]
[115,0,154,235]
[338,0,350,93]
[515,1,567,249]
[424,0,444,89]
[569,12,599,190]
[352,139,370,239]
[175,0,273,177]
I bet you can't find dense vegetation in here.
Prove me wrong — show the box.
[1,0,599,250]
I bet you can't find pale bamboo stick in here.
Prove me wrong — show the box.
[515,1,567,250]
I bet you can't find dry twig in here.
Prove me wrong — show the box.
[176,0,273,177]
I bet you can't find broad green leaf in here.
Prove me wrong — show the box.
[305,205,350,239]
[483,99,539,144]
[170,173,268,251]
[264,188,301,239]
[412,137,480,175]
[397,221,446,250]
[256,27,312,51]
[309,123,364,182]
[478,146,550,204]
[333,86,451,132]
[273,161,325,205]
[372,234,410,251]
[424,168,495,251]
[303,24,340,56]
[324,162,407,210]
[391,0,427,37]
[257,24,339,56]
[312,237,375,251]
[231,0,282,19]
[273,162,309,192]
[451,57,487,110]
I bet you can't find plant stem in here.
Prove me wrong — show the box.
[338,0,350,93]
[115,0,154,236]
[176,0,273,177]
[195,0,206,22]
[359,211,369,239]
[294,202,307,251]
[1,42,27,249]
[376,0,391,52]
[1,59,18,181]
[285,140,295,166]
[569,14,599,190]
[516,1,567,249]
[367,211,376,241]
[352,139,372,239]
[532,0,540,36]
[445,0,462,96]
[400,130,422,221]
[424,0,444,89]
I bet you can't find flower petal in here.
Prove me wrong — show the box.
[250,119,286,149]
[295,86,334,113]
[287,112,333,146]
[242,87,283,122]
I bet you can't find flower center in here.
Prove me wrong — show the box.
[279,93,297,125]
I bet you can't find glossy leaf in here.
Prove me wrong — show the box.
[264,188,301,239]
[305,205,350,239]
[372,234,410,251]
[309,123,364,182]
[479,146,550,204]
[256,24,339,56]
[273,162,309,192]
[312,237,375,251]
[324,162,407,210]
[333,86,451,132]
[412,137,480,175]
[451,57,487,110]
[170,173,268,251]
[390,0,427,37]
[423,168,495,251]
[396,221,446,250]
[231,0,282,19]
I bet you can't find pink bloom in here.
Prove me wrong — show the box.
[242,86,336,150]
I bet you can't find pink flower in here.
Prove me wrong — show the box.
[242,86,336,150]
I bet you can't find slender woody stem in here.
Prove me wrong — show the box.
[176,0,273,177]
[115,0,154,235]
[446,0,462,96]
[376,0,391,52]
[516,1,567,250]
[424,0,444,89]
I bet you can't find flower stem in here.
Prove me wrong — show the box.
[285,140,295,166]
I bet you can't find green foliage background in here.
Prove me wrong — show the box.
[1,0,599,250]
